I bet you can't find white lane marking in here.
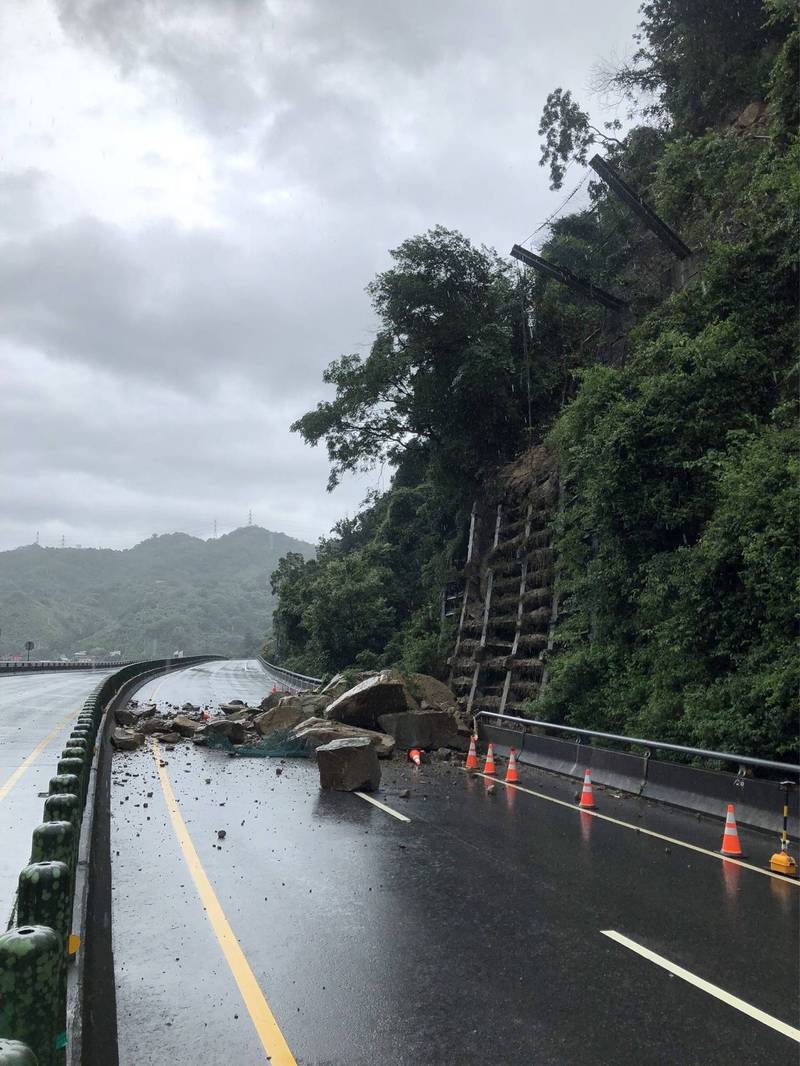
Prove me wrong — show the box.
[354,791,411,823]
[602,930,800,1043]
[472,771,799,885]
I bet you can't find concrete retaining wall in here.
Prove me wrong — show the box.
[480,722,798,835]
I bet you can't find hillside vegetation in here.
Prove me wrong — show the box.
[268,0,798,759]
[0,527,314,660]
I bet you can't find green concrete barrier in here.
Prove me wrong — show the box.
[54,761,86,807]
[47,777,80,802]
[30,824,74,873]
[17,864,71,961]
[2,654,224,1062]
[0,1038,39,1064]
[0,925,62,1066]
[42,796,81,866]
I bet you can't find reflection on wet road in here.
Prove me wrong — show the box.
[111,660,799,1065]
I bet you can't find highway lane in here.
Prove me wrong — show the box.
[111,660,799,1065]
[132,657,288,710]
[0,667,113,925]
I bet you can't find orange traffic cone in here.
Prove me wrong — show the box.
[720,804,745,857]
[578,769,596,809]
[465,735,478,770]
[408,748,422,766]
[505,747,519,784]
[483,743,496,775]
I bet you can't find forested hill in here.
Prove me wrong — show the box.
[0,527,314,660]
[268,0,798,760]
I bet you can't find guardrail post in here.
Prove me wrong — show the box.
[0,925,62,1066]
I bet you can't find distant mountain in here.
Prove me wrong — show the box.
[0,527,315,660]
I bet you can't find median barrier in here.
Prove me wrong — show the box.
[0,654,224,1064]
[0,925,62,1066]
[477,714,799,835]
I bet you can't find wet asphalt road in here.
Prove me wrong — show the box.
[111,660,799,1066]
[0,667,112,924]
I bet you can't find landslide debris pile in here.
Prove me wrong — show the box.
[111,670,471,792]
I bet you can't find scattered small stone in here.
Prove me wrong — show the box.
[217,830,226,840]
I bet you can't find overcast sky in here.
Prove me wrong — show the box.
[0,0,640,552]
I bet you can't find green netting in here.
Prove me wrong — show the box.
[205,728,310,758]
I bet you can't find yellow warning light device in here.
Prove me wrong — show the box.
[769,781,798,878]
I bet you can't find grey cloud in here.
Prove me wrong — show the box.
[0,169,47,236]
[0,214,381,395]
[2,0,642,552]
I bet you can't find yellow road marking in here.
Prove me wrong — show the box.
[602,930,800,1042]
[0,708,77,804]
[354,791,411,823]
[469,771,799,885]
[152,742,297,1065]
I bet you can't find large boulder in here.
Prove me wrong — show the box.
[289,717,395,758]
[206,718,246,744]
[172,715,204,737]
[409,674,458,713]
[253,697,307,736]
[376,710,460,751]
[324,670,417,730]
[316,737,381,792]
[257,691,282,714]
[111,727,144,751]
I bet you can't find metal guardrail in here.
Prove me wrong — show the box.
[476,711,800,776]
[0,659,135,673]
[257,656,322,690]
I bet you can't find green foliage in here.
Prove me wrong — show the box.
[539,127,798,757]
[0,527,314,660]
[292,226,526,489]
[274,2,798,760]
[538,88,623,190]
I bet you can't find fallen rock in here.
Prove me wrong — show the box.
[181,702,200,712]
[253,698,307,736]
[257,691,282,714]
[115,704,157,727]
[377,709,460,751]
[135,717,174,736]
[111,727,144,751]
[409,673,458,714]
[324,670,416,729]
[316,736,381,792]
[172,715,204,737]
[290,717,395,758]
[219,701,248,713]
[206,719,246,744]
[222,709,251,724]
[157,732,182,745]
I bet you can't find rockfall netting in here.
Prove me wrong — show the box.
[204,728,310,758]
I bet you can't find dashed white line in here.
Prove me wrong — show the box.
[354,792,411,823]
[602,930,800,1043]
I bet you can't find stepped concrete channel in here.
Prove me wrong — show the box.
[0,666,114,925]
[106,659,800,1065]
